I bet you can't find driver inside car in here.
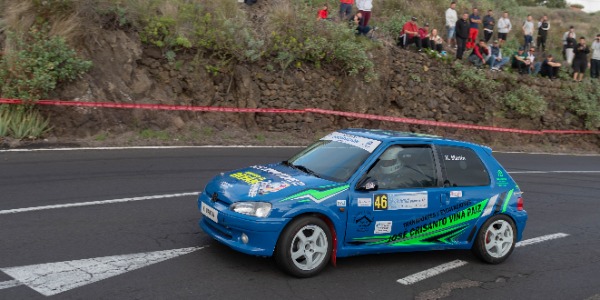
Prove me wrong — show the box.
[368,146,433,189]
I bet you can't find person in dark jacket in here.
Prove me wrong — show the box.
[540,54,561,79]
[537,15,550,52]
[482,10,495,43]
[573,37,590,82]
[455,13,470,59]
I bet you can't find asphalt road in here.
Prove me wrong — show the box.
[0,147,599,300]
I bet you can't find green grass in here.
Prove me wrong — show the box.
[139,129,170,140]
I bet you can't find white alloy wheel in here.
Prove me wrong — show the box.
[484,219,514,258]
[290,224,329,271]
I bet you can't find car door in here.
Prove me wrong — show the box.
[345,144,447,247]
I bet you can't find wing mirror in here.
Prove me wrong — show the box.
[357,177,378,191]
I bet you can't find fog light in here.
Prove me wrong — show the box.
[241,233,249,244]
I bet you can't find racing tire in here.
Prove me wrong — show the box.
[275,216,332,278]
[472,215,517,264]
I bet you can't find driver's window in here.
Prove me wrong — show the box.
[365,145,436,189]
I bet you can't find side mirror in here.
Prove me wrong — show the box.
[356,177,378,191]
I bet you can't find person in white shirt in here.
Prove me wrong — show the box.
[562,26,576,60]
[591,34,600,79]
[522,15,534,50]
[445,1,458,48]
[497,11,512,47]
[526,47,542,75]
[356,0,373,27]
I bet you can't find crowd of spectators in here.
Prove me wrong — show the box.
[324,0,600,82]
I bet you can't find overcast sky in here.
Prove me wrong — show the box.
[568,0,600,12]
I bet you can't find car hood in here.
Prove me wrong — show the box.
[204,163,343,204]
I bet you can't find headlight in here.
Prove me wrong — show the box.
[230,202,272,218]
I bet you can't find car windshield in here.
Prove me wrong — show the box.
[286,140,373,182]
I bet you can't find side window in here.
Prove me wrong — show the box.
[439,146,490,187]
[365,145,436,189]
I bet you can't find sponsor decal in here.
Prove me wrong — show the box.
[220,182,233,190]
[337,200,347,207]
[352,199,488,246]
[248,181,290,197]
[230,171,266,185]
[251,165,306,186]
[375,221,393,234]
[280,184,349,203]
[357,198,372,207]
[321,132,381,153]
[496,170,509,187]
[373,192,428,211]
[354,212,374,232]
[449,191,462,198]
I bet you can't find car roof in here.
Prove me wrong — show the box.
[339,128,491,152]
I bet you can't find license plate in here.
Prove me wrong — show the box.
[201,202,219,223]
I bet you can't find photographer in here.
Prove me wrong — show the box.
[573,37,590,82]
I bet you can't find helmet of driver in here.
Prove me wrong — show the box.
[379,146,403,175]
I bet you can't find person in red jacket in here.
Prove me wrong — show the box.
[468,39,489,67]
[317,4,329,20]
[418,23,430,49]
[339,0,354,21]
[398,17,422,51]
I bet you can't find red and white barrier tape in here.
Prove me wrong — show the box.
[1,98,599,135]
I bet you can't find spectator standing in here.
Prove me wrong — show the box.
[356,0,372,27]
[562,26,576,60]
[339,0,354,21]
[456,13,470,59]
[419,23,430,49]
[573,37,590,82]
[537,16,550,52]
[468,39,489,67]
[467,8,482,49]
[483,10,495,43]
[540,54,562,79]
[511,47,529,74]
[522,15,534,50]
[445,2,458,48]
[565,31,577,65]
[497,12,512,47]
[399,17,422,51]
[429,29,444,52]
[591,34,600,79]
[487,40,509,71]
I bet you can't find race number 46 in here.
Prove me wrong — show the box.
[374,194,388,210]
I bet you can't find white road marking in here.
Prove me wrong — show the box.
[516,233,569,248]
[0,279,22,290]
[0,145,302,152]
[397,260,468,285]
[495,151,600,157]
[0,192,200,215]
[397,232,569,285]
[0,246,206,296]
[508,171,600,174]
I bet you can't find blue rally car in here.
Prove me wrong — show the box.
[198,129,528,277]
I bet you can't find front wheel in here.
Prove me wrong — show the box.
[275,216,332,278]
[472,215,516,264]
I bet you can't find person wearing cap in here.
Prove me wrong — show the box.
[467,8,482,49]
[573,37,590,82]
[356,0,372,27]
[511,47,529,74]
[418,23,430,50]
[455,13,470,59]
[497,11,512,47]
[562,26,576,60]
[445,2,458,48]
[487,40,509,71]
[482,10,495,43]
[540,54,562,79]
[537,15,550,52]
[591,34,600,79]
[398,17,422,51]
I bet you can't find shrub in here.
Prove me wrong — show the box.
[502,87,547,118]
[5,106,51,139]
[565,84,600,129]
[0,26,92,101]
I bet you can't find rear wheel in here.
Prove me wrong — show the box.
[473,215,516,264]
[275,216,332,278]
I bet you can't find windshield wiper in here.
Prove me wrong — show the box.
[294,165,321,178]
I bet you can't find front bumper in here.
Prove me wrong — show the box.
[198,192,289,256]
